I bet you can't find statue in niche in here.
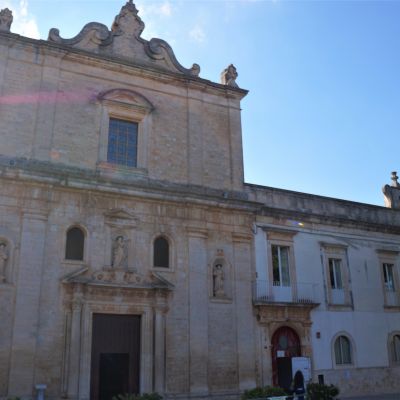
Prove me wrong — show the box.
[0,8,13,32]
[112,235,127,268]
[213,263,225,297]
[0,242,8,282]
[220,64,239,88]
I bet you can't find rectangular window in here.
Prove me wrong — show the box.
[321,243,351,308]
[383,263,396,291]
[272,245,290,287]
[107,118,138,167]
[329,258,343,289]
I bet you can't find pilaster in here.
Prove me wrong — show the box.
[232,232,256,390]
[67,289,84,399]
[187,228,209,395]
[8,211,48,397]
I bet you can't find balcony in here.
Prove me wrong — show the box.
[330,288,345,304]
[384,289,400,308]
[253,280,319,305]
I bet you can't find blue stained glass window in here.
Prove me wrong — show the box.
[107,118,138,167]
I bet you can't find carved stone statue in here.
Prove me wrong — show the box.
[213,263,225,297]
[0,8,13,32]
[383,171,400,210]
[391,171,400,188]
[112,236,127,268]
[111,0,144,38]
[0,242,8,282]
[221,64,239,88]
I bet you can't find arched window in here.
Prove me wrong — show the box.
[391,334,400,363]
[153,236,169,268]
[65,227,85,261]
[334,335,352,365]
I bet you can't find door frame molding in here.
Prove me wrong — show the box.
[62,283,169,400]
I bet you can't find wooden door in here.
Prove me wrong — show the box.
[90,314,141,400]
[271,326,301,388]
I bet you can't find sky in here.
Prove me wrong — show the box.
[1,0,399,207]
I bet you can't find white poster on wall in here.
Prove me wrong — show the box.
[291,357,311,382]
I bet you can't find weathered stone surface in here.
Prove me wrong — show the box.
[48,1,200,77]
[0,8,12,32]
[0,2,399,400]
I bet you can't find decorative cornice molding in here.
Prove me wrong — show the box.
[319,242,348,251]
[231,232,253,243]
[186,227,208,239]
[0,32,248,99]
[376,248,399,255]
[62,266,173,291]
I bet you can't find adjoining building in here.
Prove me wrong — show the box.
[0,2,399,399]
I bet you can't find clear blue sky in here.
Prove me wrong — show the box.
[2,0,399,206]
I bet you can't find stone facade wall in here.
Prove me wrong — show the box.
[0,35,245,192]
[0,3,400,399]
[0,176,257,399]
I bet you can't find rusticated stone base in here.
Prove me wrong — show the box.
[315,366,400,398]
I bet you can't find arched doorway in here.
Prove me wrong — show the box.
[271,326,301,390]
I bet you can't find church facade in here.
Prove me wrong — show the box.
[0,2,399,400]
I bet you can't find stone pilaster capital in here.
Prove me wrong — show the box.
[231,232,252,243]
[186,226,208,239]
[22,210,49,222]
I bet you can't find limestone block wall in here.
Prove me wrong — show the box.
[316,366,400,397]
[0,173,257,399]
[0,35,245,192]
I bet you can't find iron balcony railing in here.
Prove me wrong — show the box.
[253,280,318,305]
[384,289,400,307]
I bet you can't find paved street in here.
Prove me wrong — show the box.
[342,394,400,400]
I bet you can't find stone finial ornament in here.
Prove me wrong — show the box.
[391,171,400,187]
[0,8,13,32]
[383,171,400,210]
[221,64,239,88]
[111,0,144,38]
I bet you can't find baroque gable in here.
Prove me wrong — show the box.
[48,1,200,77]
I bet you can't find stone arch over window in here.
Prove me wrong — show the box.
[65,226,86,261]
[332,332,355,367]
[153,235,170,268]
[388,331,400,365]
